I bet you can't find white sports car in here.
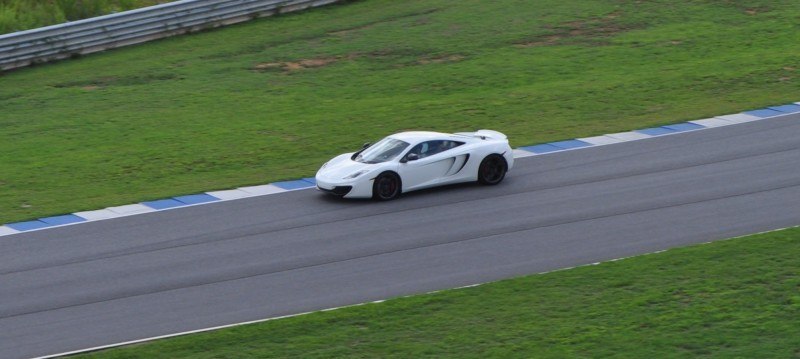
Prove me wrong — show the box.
[315,130,514,200]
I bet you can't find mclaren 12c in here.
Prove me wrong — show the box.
[315,130,514,200]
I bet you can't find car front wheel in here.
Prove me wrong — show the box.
[478,154,507,185]
[373,172,401,200]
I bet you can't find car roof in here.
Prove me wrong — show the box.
[388,131,474,142]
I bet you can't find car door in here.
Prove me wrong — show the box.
[399,140,466,191]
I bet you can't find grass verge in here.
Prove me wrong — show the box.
[74,227,800,358]
[1,0,799,223]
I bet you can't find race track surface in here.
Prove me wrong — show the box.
[2,113,800,358]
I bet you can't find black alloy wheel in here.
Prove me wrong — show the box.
[373,172,401,200]
[478,154,507,185]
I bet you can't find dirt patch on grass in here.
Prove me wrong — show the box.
[779,66,795,82]
[53,76,116,89]
[329,24,374,37]
[253,50,464,73]
[52,73,178,89]
[360,47,466,66]
[417,54,465,65]
[255,50,462,72]
[743,6,771,16]
[363,48,432,60]
[253,56,343,72]
[515,11,637,47]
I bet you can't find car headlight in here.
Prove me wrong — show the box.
[343,170,368,179]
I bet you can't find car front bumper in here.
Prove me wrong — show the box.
[315,176,374,199]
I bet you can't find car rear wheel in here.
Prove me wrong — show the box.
[373,172,401,200]
[478,154,507,185]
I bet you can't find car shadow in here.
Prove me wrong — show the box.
[311,180,506,204]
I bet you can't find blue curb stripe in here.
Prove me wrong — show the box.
[174,194,220,205]
[40,214,86,226]
[663,122,705,132]
[769,104,800,113]
[549,139,592,149]
[273,179,316,190]
[301,177,317,185]
[744,108,784,118]
[519,144,563,154]
[7,220,52,231]
[142,199,186,210]
[636,127,676,136]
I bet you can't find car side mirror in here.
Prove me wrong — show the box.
[351,142,372,161]
[403,153,419,163]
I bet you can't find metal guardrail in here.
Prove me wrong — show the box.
[0,0,342,71]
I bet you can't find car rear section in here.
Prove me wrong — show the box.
[453,130,514,171]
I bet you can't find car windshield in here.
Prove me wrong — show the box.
[354,137,410,164]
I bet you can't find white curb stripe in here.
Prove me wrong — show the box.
[577,135,627,145]
[689,118,734,128]
[0,226,19,235]
[238,184,287,195]
[604,131,653,141]
[106,203,156,215]
[512,149,537,158]
[205,189,254,200]
[715,113,760,123]
[73,209,120,221]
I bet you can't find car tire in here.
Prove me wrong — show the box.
[478,154,507,185]
[373,172,402,201]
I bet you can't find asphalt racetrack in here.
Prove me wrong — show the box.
[2,113,800,358]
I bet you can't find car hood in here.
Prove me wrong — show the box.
[317,153,378,180]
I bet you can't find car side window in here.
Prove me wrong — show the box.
[406,142,429,159]
[438,140,464,153]
[407,140,465,160]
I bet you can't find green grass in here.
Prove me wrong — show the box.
[74,227,800,358]
[1,0,800,223]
